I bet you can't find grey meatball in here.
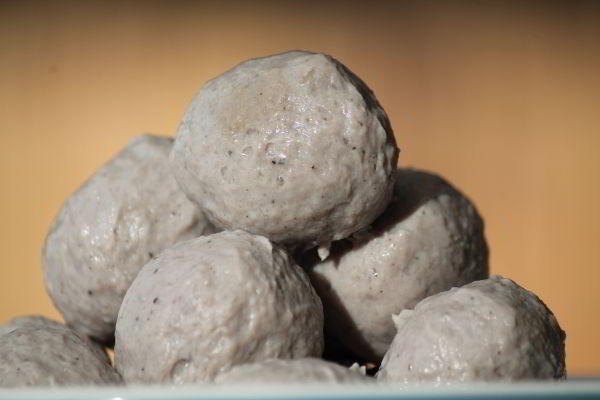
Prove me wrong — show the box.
[376,276,566,384]
[0,315,109,364]
[115,230,324,384]
[0,315,71,337]
[43,134,216,343]
[0,327,122,387]
[214,358,373,384]
[300,168,488,362]
[170,51,398,250]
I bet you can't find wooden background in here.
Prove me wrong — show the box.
[1,0,599,375]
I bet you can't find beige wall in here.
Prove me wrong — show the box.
[1,0,598,375]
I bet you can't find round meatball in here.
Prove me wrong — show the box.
[0,327,122,387]
[170,51,398,250]
[300,168,488,362]
[0,315,70,337]
[0,315,109,364]
[215,358,373,384]
[43,134,216,343]
[376,276,566,384]
[115,230,324,384]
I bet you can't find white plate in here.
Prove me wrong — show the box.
[1,381,600,400]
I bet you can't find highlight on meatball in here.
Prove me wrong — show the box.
[115,230,324,384]
[0,326,122,387]
[299,168,488,362]
[376,276,566,384]
[214,358,373,384]
[42,134,216,343]
[170,50,399,251]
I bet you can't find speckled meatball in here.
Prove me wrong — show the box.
[376,276,566,384]
[114,230,324,384]
[170,51,398,250]
[43,134,216,343]
[0,315,69,338]
[299,168,488,362]
[0,327,122,387]
[214,358,373,384]
[0,315,109,364]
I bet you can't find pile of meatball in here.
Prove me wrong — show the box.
[0,51,566,388]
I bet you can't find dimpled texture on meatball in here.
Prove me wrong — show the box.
[0,315,109,364]
[376,276,566,384]
[0,315,72,338]
[115,230,324,384]
[300,168,488,362]
[170,51,398,249]
[43,134,216,343]
[214,358,373,384]
[0,327,122,387]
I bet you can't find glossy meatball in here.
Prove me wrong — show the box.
[115,230,324,384]
[377,276,566,384]
[170,51,398,251]
[0,327,122,387]
[300,168,488,362]
[215,358,373,384]
[0,315,108,363]
[43,134,216,343]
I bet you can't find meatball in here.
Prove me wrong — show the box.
[0,327,122,387]
[376,276,566,384]
[0,315,72,337]
[214,358,373,384]
[300,168,488,362]
[170,51,398,251]
[114,230,324,384]
[0,315,109,364]
[43,134,216,343]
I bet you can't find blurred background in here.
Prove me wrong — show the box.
[1,0,598,375]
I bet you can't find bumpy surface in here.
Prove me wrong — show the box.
[0,315,70,338]
[301,168,488,362]
[214,358,373,384]
[0,327,122,387]
[0,315,109,363]
[377,276,566,384]
[43,135,216,343]
[170,51,398,249]
[114,230,324,384]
